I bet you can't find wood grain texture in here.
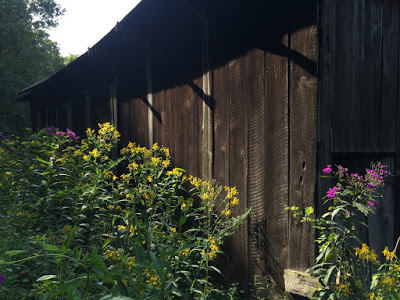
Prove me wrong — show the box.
[264,47,289,292]
[317,0,335,217]
[288,0,318,270]
[247,49,266,279]
[212,62,231,280]
[228,55,249,287]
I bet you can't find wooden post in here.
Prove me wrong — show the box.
[202,10,212,181]
[146,41,154,148]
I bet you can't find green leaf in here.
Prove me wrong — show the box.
[324,264,337,285]
[5,250,26,256]
[37,274,57,281]
[179,215,187,227]
[352,202,370,216]
[41,243,60,252]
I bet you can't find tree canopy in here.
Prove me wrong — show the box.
[0,0,65,135]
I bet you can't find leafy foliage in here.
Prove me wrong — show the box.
[0,123,250,299]
[0,0,64,135]
[288,163,400,299]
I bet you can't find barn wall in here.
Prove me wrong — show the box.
[27,0,320,295]
[111,4,318,295]
[318,0,400,253]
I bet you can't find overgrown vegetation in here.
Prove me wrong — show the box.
[0,0,65,135]
[0,123,251,299]
[288,163,400,299]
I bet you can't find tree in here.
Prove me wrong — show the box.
[64,54,79,66]
[0,0,65,135]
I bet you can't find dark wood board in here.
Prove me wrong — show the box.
[380,0,399,152]
[317,0,335,217]
[247,48,266,279]
[263,45,290,293]
[228,55,249,288]
[288,3,318,271]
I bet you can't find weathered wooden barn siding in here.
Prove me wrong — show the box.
[25,1,319,295]
[318,0,400,254]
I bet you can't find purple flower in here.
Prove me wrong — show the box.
[326,186,340,198]
[0,273,5,285]
[368,201,376,207]
[46,126,56,137]
[66,128,79,142]
[322,165,332,174]
[0,132,9,142]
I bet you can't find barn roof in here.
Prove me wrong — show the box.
[17,0,316,102]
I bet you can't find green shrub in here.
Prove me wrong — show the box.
[0,124,250,299]
[287,163,400,299]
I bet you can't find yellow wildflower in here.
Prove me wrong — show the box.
[147,175,152,182]
[161,147,170,158]
[380,276,396,290]
[83,155,89,161]
[189,175,201,187]
[382,246,397,260]
[179,248,190,256]
[152,143,159,150]
[231,197,239,206]
[120,174,130,184]
[336,283,351,296]
[128,162,139,171]
[5,172,11,176]
[355,244,379,265]
[224,210,231,217]
[89,148,100,158]
[128,225,136,237]
[366,292,375,299]
[227,187,238,199]
[112,175,118,181]
[162,160,170,168]
[167,168,182,176]
[118,225,126,231]
[126,257,136,270]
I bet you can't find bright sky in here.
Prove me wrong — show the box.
[49,0,142,57]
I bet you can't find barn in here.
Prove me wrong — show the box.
[17,0,400,297]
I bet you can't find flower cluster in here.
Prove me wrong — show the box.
[355,243,379,265]
[323,163,387,195]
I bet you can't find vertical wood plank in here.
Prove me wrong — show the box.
[212,62,231,280]
[380,0,399,152]
[263,40,290,294]
[395,0,400,249]
[146,42,154,148]
[119,97,131,148]
[317,0,335,217]
[370,0,384,152]
[288,1,318,270]
[347,0,364,152]
[247,49,266,281]
[331,1,350,153]
[212,63,230,187]
[228,55,249,288]
[202,12,213,181]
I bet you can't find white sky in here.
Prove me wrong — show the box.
[49,0,142,57]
